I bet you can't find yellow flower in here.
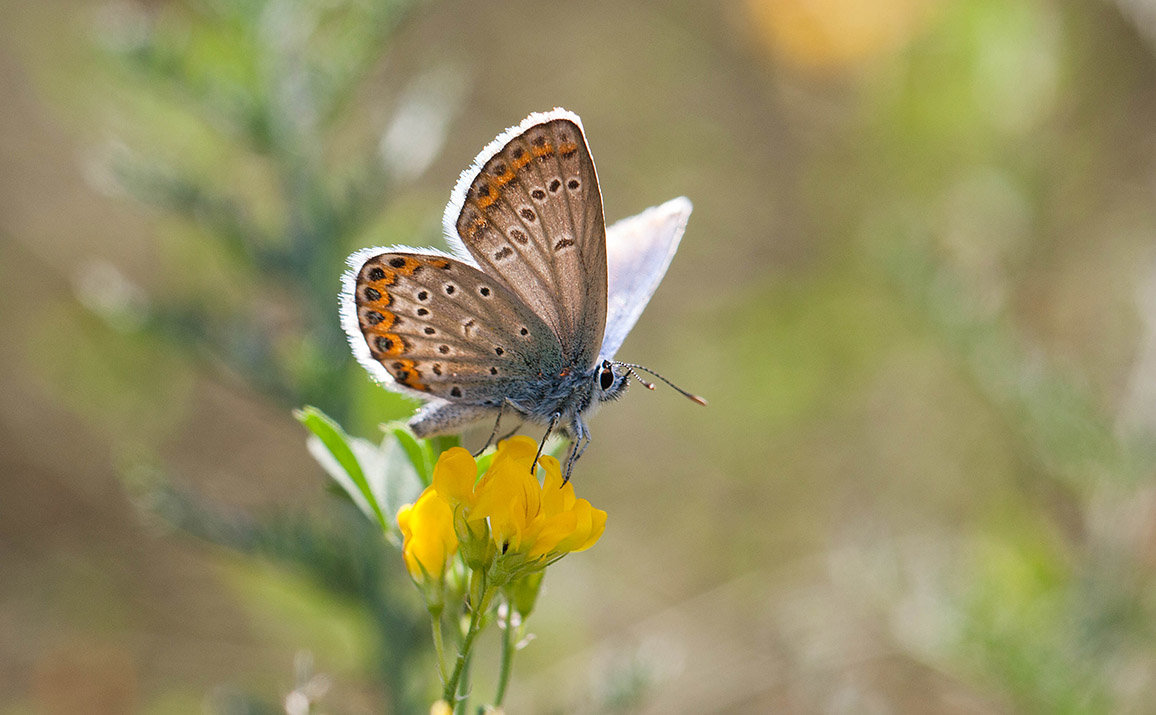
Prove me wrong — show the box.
[403,437,607,586]
[397,487,457,583]
[471,436,607,566]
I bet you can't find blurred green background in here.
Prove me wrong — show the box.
[5,0,1156,711]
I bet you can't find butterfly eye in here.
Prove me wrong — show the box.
[598,364,615,391]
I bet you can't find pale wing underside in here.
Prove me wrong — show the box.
[342,249,562,404]
[600,197,693,361]
[444,109,607,367]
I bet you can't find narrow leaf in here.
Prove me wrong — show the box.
[295,406,387,532]
[387,423,432,484]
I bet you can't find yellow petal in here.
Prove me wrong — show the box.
[397,486,436,539]
[571,503,607,552]
[548,499,606,555]
[431,447,478,504]
[539,456,575,517]
[474,440,542,527]
[492,435,540,469]
[471,470,522,522]
[400,489,457,581]
[527,511,579,558]
[397,502,415,535]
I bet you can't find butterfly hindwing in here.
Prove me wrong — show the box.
[600,197,693,361]
[346,250,563,404]
[447,109,607,367]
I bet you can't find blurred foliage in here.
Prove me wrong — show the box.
[80,0,464,710]
[143,475,433,710]
[796,0,1156,709]
[93,0,448,425]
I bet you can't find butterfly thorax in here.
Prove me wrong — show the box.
[506,362,599,424]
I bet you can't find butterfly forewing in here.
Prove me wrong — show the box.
[452,114,607,367]
[352,252,563,404]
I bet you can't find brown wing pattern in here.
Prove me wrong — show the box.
[352,252,562,404]
[453,117,607,366]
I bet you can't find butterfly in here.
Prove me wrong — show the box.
[341,108,703,480]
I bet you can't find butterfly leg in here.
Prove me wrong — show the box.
[562,414,592,484]
[409,400,495,438]
[482,398,527,444]
[497,420,524,443]
[473,400,510,457]
[532,411,561,474]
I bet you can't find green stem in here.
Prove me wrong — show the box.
[493,598,516,707]
[444,590,488,704]
[429,604,449,687]
[454,646,472,715]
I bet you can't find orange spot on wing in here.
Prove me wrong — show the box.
[478,189,498,210]
[532,142,554,158]
[391,358,428,391]
[493,166,516,184]
[426,257,450,269]
[466,215,488,238]
[371,332,407,357]
[365,263,398,286]
[367,287,391,305]
[365,308,396,330]
[558,141,578,156]
[395,257,422,276]
[477,164,521,210]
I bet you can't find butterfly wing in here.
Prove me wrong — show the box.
[598,197,693,361]
[340,248,563,405]
[443,108,607,368]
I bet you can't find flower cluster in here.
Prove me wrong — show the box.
[393,436,606,706]
[397,436,606,591]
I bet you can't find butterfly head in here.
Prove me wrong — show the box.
[594,359,630,403]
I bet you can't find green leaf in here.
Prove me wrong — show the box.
[296,406,387,532]
[429,434,460,456]
[386,422,432,484]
